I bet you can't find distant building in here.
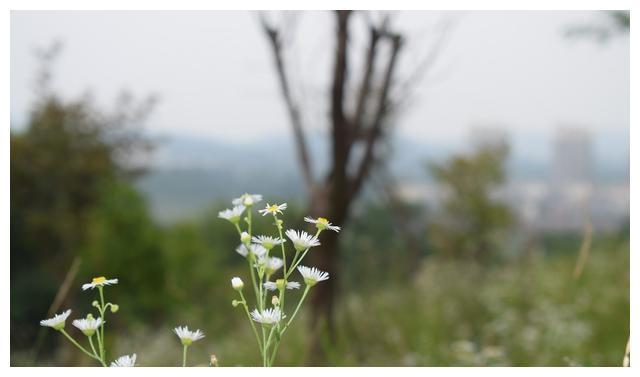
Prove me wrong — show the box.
[397,125,627,234]
[551,128,593,186]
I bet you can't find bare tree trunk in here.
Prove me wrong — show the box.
[259,10,445,364]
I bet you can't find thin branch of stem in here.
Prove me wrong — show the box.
[60,329,105,366]
[182,345,188,367]
[239,291,262,349]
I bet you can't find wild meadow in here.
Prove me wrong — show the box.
[10,10,629,367]
[13,194,629,366]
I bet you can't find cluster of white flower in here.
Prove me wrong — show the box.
[39,191,337,368]
[40,277,128,367]
[220,193,339,367]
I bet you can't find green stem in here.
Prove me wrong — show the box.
[273,214,287,275]
[282,286,311,334]
[261,327,267,366]
[258,273,265,311]
[248,259,260,308]
[98,287,106,362]
[263,326,277,366]
[269,338,281,366]
[60,329,105,366]
[239,291,262,349]
[88,335,99,358]
[182,344,188,367]
[287,249,301,277]
[268,286,311,366]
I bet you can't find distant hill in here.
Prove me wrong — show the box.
[136,129,628,223]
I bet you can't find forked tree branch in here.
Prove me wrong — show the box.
[349,33,403,199]
[260,14,315,192]
[391,16,454,112]
[351,26,380,139]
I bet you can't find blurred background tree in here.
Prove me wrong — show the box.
[10,42,164,361]
[565,10,630,42]
[260,11,450,360]
[427,142,513,262]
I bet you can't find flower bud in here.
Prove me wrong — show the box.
[231,277,244,290]
[210,354,219,367]
[92,300,100,308]
[110,304,119,313]
[272,295,280,306]
[240,231,251,244]
[232,299,239,307]
[86,313,94,320]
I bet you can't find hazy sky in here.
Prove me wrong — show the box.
[10,10,630,150]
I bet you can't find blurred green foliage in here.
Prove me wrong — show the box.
[427,143,513,261]
[321,234,629,366]
[10,94,149,351]
[40,230,625,367]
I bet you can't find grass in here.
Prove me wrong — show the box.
[20,234,629,367]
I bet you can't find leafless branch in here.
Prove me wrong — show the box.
[260,13,315,192]
[391,15,456,111]
[349,32,403,199]
[351,25,380,139]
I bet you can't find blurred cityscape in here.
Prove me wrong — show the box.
[398,127,629,232]
[138,125,629,233]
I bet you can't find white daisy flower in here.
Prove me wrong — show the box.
[236,244,268,259]
[231,277,244,290]
[72,316,103,336]
[285,229,321,252]
[258,203,287,216]
[110,353,137,367]
[232,193,263,207]
[82,276,118,291]
[263,281,301,291]
[250,307,284,325]
[173,326,205,346]
[249,244,268,258]
[297,266,330,286]
[236,244,249,257]
[251,235,286,250]
[218,205,245,224]
[40,309,71,330]
[304,216,341,233]
[264,256,284,274]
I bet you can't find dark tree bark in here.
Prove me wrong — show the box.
[259,10,443,364]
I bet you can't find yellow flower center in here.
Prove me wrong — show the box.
[268,204,279,212]
[92,276,107,284]
[317,217,329,225]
